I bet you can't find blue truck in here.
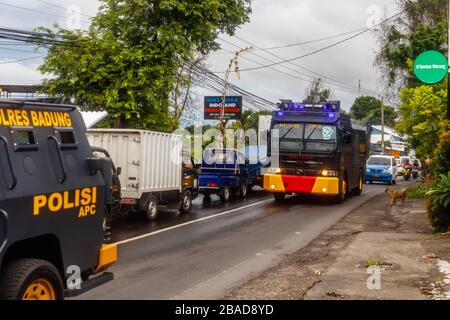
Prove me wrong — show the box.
[198,148,264,202]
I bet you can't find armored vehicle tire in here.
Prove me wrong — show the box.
[336,177,348,203]
[220,185,231,202]
[354,172,363,196]
[273,193,286,202]
[179,190,193,214]
[145,195,159,221]
[0,259,64,300]
[239,183,248,198]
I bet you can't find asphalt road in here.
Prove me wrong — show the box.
[77,180,411,300]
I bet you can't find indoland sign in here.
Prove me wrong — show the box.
[413,50,448,84]
[204,96,243,120]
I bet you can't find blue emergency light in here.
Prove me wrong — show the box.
[277,101,340,112]
[274,100,341,121]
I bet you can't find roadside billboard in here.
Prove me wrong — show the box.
[204,96,242,120]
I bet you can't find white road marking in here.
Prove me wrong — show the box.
[114,199,272,246]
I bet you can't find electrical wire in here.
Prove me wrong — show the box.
[214,8,407,73]
[0,1,91,24]
[217,37,375,96]
[0,54,45,64]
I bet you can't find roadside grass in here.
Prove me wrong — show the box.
[406,183,429,199]
[364,257,392,269]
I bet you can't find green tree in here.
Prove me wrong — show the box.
[375,0,447,92]
[350,96,397,127]
[233,109,272,131]
[304,78,332,103]
[396,80,448,160]
[38,0,252,131]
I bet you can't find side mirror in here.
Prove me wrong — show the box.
[116,167,122,176]
[87,158,103,175]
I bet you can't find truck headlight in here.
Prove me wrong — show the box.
[321,170,337,177]
[366,168,370,173]
[268,167,282,174]
[383,169,390,174]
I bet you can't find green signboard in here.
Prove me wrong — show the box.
[414,50,448,84]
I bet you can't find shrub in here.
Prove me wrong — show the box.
[406,184,429,199]
[426,172,450,232]
[430,128,450,177]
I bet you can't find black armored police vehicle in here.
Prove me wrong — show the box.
[264,100,370,202]
[0,100,117,300]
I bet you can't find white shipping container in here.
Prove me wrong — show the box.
[87,129,183,199]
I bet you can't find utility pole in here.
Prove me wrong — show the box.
[220,47,252,135]
[381,95,385,154]
[358,79,361,96]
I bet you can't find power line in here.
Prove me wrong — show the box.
[34,0,94,19]
[0,46,46,53]
[0,26,84,47]
[214,8,407,73]
[0,55,45,64]
[230,35,379,96]
[191,64,276,111]
[0,2,91,24]
[0,26,276,112]
[217,37,373,96]
[257,27,367,51]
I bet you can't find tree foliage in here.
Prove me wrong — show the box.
[233,109,272,131]
[396,80,448,159]
[350,96,397,127]
[375,0,447,93]
[304,78,332,103]
[38,0,252,131]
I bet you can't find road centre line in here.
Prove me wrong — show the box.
[114,199,273,246]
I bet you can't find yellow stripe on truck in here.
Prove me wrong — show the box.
[96,244,118,272]
[263,174,285,192]
[311,177,339,195]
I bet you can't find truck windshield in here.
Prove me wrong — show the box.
[367,157,391,166]
[273,123,337,153]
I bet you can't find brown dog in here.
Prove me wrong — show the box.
[385,187,406,206]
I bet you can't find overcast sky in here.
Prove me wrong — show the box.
[0,0,399,112]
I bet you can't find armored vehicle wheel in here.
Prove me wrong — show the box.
[354,172,363,196]
[337,177,348,203]
[0,259,64,300]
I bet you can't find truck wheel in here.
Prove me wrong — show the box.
[0,259,64,300]
[239,183,248,198]
[145,195,159,221]
[273,193,286,202]
[179,190,193,214]
[220,185,231,202]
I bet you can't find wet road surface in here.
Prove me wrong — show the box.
[77,181,410,299]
